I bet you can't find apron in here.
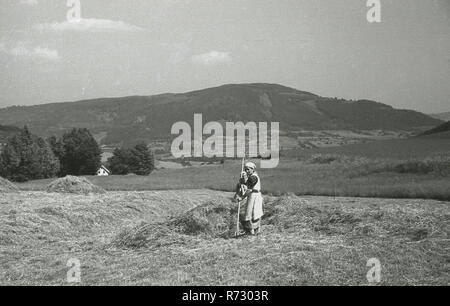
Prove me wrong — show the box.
[245,173,264,222]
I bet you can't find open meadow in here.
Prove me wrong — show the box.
[18,136,450,201]
[4,136,450,285]
[1,190,449,285]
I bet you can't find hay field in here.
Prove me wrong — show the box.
[1,190,448,285]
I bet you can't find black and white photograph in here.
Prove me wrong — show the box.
[0,0,449,289]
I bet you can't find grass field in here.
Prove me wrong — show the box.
[1,190,448,285]
[17,154,450,201]
[285,137,450,159]
[17,136,450,201]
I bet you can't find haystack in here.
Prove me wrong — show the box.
[46,175,106,195]
[111,198,240,249]
[0,177,19,193]
[170,199,238,238]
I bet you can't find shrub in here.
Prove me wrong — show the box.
[309,154,342,164]
[371,157,450,176]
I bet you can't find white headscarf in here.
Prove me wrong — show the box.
[245,162,256,170]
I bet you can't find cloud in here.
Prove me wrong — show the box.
[32,47,60,60]
[0,42,60,61]
[34,18,143,33]
[191,51,232,65]
[20,0,38,6]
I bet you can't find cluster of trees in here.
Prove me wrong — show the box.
[0,127,101,182]
[48,128,102,176]
[0,126,155,182]
[107,142,155,175]
[0,127,59,182]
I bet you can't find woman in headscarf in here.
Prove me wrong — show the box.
[234,162,264,235]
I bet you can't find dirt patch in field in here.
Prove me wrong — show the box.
[0,177,19,193]
[46,176,106,195]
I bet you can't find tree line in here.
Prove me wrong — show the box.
[0,126,154,182]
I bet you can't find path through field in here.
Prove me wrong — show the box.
[1,190,448,285]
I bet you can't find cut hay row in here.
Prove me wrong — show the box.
[111,194,450,250]
[110,197,238,248]
[0,177,19,193]
[0,189,226,249]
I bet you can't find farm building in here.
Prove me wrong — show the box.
[97,165,111,176]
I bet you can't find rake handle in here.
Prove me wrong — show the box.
[235,156,245,236]
[235,199,241,236]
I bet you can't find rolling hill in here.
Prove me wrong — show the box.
[419,121,450,138]
[430,112,450,121]
[0,83,442,145]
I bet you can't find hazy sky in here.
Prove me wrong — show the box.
[0,0,449,113]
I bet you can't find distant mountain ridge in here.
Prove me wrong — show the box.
[0,83,442,145]
[430,112,450,121]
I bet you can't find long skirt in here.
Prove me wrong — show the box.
[245,193,264,224]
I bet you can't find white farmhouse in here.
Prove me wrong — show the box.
[97,165,111,176]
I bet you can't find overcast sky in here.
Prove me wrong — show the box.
[0,0,449,113]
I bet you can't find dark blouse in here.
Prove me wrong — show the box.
[245,174,258,189]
